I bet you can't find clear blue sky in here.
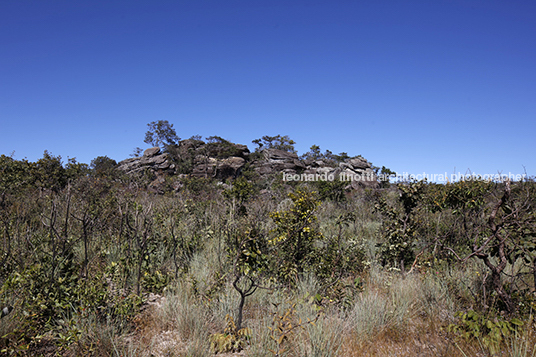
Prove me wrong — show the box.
[1,0,535,179]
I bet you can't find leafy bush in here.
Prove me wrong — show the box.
[448,310,524,354]
[375,181,426,269]
[269,189,323,282]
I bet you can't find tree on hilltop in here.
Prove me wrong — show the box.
[144,120,180,150]
[252,135,296,153]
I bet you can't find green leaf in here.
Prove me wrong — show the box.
[510,318,524,326]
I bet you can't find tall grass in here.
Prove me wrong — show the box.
[346,268,459,343]
[419,270,456,320]
[347,290,391,340]
[296,308,345,357]
[158,281,212,355]
[247,315,278,357]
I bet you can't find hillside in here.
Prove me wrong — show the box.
[0,140,535,356]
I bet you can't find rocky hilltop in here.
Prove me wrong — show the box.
[117,147,175,175]
[117,138,378,191]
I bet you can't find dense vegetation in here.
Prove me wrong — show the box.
[1,140,535,356]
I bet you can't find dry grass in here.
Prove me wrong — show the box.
[96,262,536,357]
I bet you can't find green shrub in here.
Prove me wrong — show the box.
[269,189,323,283]
[448,310,524,354]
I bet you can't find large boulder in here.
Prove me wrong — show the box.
[191,155,246,179]
[346,157,370,170]
[218,157,246,178]
[339,158,378,188]
[301,156,379,188]
[117,147,175,175]
[254,148,306,175]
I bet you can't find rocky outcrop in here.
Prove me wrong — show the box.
[117,147,175,175]
[117,147,177,193]
[253,148,306,175]
[250,148,378,188]
[187,140,249,179]
[117,140,379,190]
[340,159,379,189]
[117,141,249,181]
[301,156,378,188]
[191,155,246,179]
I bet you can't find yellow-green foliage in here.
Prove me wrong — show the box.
[269,189,323,282]
[210,314,251,353]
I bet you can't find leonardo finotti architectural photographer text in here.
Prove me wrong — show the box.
[282,172,527,183]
